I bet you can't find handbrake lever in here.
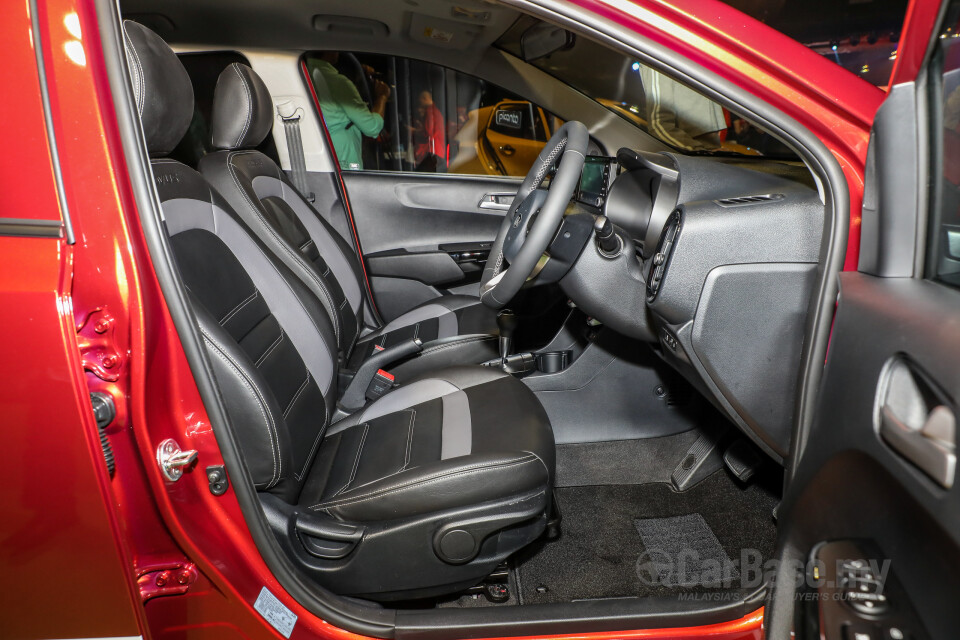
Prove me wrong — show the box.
[338,338,423,412]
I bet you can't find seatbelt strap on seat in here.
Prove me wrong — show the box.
[277,101,315,202]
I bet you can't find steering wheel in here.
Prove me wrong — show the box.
[479,121,589,309]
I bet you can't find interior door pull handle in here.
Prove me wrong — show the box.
[500,145,516,156]
[880,405,956,488]
[479,193,515,211]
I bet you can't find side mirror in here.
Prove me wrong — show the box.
[520,23,575,62]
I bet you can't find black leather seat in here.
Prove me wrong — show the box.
[123,21,554,600]
[197,62,499,382]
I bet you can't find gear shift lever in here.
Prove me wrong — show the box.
[497,309,519,368]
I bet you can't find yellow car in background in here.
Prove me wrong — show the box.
[449,98,757,178]
[449,100,562,176]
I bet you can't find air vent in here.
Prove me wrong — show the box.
[715,193,784,207]
[647,209,682,301]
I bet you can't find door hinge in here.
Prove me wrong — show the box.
[136,559,198,602]
[76,308,124,382]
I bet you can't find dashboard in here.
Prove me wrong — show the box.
[560,147,825,463]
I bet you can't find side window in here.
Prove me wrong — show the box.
[932,5,960,288]
[305,52,560,177]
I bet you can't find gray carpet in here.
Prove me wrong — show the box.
[554,432,700,487]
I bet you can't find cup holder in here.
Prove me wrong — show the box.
[536,350,572,374]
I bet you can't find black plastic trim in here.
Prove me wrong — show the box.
[395,589,766,640]
[28,0,75,245]
[499,0,848,491]
[0,218,63,238]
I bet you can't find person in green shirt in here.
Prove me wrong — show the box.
[307,53,390,171]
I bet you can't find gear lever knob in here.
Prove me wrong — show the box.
[497,309,519,367]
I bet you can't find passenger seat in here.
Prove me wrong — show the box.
[123,20,554,601]
[198,63,500,385]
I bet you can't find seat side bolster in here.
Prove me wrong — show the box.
[190,297,296,495]
[308,453,548,522]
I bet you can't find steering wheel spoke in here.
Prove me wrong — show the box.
[479,121,589,309]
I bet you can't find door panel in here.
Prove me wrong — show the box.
[341,171,519,318]
[770,3,959,637]
[771,275,960,639]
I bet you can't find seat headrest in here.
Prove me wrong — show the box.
[210,63,274,150]
[121,21,194,157]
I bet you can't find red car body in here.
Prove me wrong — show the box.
[0,0,939,638]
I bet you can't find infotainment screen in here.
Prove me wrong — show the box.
[576,155,614,208]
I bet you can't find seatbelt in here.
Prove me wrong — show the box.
[276,101,315,202]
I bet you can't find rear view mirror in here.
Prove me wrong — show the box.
[520,23,575,62]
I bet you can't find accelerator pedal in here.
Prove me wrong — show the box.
[723,439,763,483]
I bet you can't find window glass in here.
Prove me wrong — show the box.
[495,18,796,159]
[305,52,561,177]
[932,4,960,288]
[718,0,908,88]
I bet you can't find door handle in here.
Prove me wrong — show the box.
[880,404,956,489]
[478,193,515,211]
[499,145,516,156]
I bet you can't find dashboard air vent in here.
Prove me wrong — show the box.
[647,209,681,301]
[715,193,784,207]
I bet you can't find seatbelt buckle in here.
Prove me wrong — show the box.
[365,369,395,401]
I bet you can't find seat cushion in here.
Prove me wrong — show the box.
[299,366,553,522]
[347,295,498,369]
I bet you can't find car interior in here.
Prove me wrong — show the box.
[110,0,838,633]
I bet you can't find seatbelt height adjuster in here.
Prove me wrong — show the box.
[365,369,395,401]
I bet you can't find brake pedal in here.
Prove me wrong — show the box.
[671,425,727,491]
[723,439,762,483]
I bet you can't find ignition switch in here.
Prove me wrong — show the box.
[593,215,622,257]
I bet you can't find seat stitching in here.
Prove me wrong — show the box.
[309,454,538,511]
[201,331,281,487]
[224,151,343,343]
[234,64,252,148]
[121,29,145,116]
[401,409,416,471]
[220,290,259,325]
[283,370,311,418]
[333,423,369,496]
[255,329,284,366]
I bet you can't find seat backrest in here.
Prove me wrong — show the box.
[123,21,338,503]
[199,64,367,360]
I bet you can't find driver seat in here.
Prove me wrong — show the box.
[198,63,499,380]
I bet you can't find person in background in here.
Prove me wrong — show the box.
[411,90,446,171]
[638,67,726,151]
[308,52,390,170]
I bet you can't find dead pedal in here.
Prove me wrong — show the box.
[671,425,727,491]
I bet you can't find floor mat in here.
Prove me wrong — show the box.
[634,514,738,588]
[514,469,779,604]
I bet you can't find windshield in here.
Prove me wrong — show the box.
[496,16,796,160]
